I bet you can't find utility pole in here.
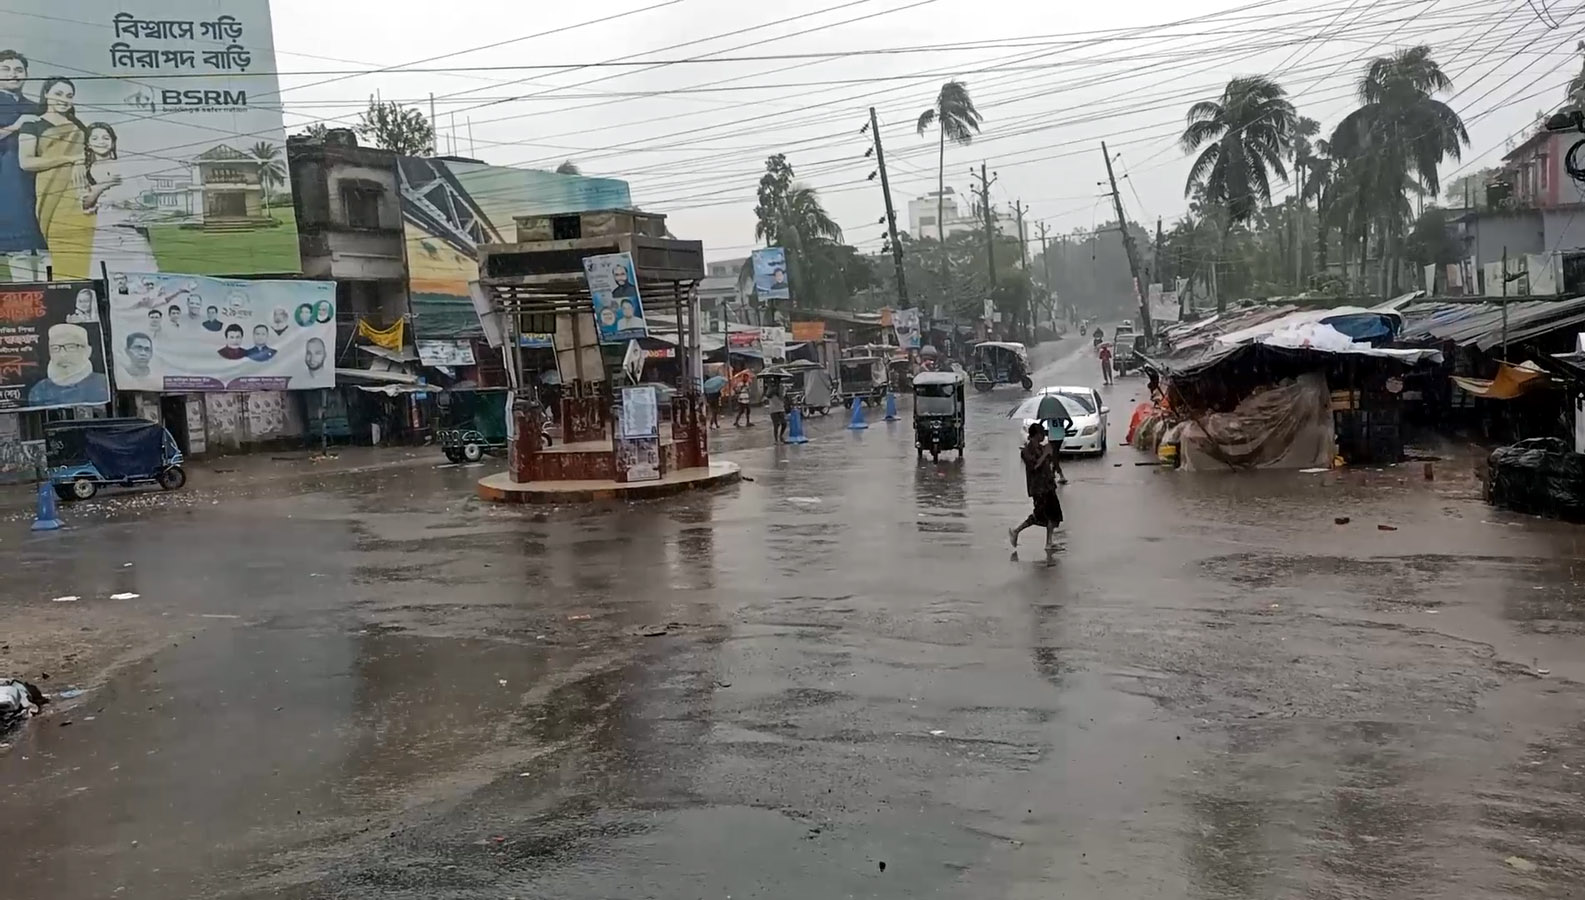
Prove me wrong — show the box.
[1038,220,1053,329]
[1101,141,1151,342]
[970,163,997,313]
[867,107,910,309]
[1013,199,1031,339]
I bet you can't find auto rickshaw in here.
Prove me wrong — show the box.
[970,341,1033,392]
[838,356,889,408]
[45,418,185,501]
[888,356,915,394]
[763,360,836,415]
[438,389,554,463]
[912,370,966,461]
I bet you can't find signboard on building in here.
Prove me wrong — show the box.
[0,2,301,281]
[0,281,109,410]
[401,157,631,340]
[751,247,790,301]
[108,272,335,391]
[416,339,475,367]
[757,326,787,360]
[582,252,648,344]
[790,320,825,342]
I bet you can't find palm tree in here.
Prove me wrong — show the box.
[916,81,983,271]
[753,154,842,311]
[1328,45,1467,293]
[250,141,286,214]
[1181,76,1297,227]
[1181,75,1295,308]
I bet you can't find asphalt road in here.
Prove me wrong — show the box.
[4,335,1585,899]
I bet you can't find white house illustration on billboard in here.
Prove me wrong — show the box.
[192,144,266,228]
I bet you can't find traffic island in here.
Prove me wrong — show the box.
[477,461,740,504]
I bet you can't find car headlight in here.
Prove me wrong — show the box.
[1080,425,1098,436]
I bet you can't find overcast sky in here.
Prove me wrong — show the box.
[273,0,1581,264]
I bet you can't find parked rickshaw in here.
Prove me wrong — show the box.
[1115,332,1148,377]
[763,360,836,415]
[888,356,916,394]
[838,356,889,408]
[913,370,966,461]
[438,389,554,463]
[45,418,185,501]
[970,341,1033,392]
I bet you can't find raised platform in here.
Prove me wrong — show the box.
[477,461,741,504]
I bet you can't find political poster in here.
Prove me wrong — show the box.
[0,1,302,282]
[751,247,790,301]
[582,252,648,344]
[0,280,109,410]
[108,272,335,392]
[892,307,921,349]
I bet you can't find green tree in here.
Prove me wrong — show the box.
[250,141,286,212]
[1328,45,1468,293]
[1443,167,1499,209]
[1181,76,1297,227]
[356,97,434,156]
[555,160,581,175]
[916,81,983,272]
[752,154,843,313]
[298,123,329,141]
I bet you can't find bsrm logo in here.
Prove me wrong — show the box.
[160,89,247,107]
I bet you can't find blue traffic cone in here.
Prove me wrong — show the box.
[31,482,62,532]
[847,398,868,430]
[785,407,809,444]
[883,391,899,421]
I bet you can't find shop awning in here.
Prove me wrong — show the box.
[335,367,421,385]
[1451,361,1551,399]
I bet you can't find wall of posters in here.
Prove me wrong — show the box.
[401,157,631,340]
[107,272,334,391]
[0,2,302,282]
[583,252,647,344]
[0,280,109,410]
[751,247,790,301]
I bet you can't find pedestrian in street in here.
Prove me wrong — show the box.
[768,382,788,442]
[705,385,722,429]
[1098,342,1114,386]
[733,371,754,427]
[1010,422,1067,551]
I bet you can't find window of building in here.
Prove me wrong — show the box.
[1539,153,1549,192]
[340,182,383,229]
[919,215,936,227]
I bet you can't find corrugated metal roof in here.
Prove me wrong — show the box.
[1397,296,1585,350]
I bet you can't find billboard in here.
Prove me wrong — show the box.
[582,252,647,344]
[107,271,334,391]
[0,280,109,410]
[0,2,300,282]
[400,157,631,340]
[892,307,921,349]
[751,247,790,301]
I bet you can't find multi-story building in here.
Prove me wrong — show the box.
[906,187,1017,240]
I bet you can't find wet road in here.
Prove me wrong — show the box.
[5,336,1585,899]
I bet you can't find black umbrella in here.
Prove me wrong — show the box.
[1033,394,1074,435]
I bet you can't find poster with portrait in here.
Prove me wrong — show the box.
[107,272,335,391]
[751,247,790,301]
[0,1,301,283]
[891,307,921,349]
[582,252,647,344]
[0,280,109,410]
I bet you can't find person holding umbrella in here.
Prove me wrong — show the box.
[1009,404,1069,551]
[703,372,728,429]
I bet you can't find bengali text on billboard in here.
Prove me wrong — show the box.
[0,1,302,282]
[0,280,109,410]
[108,271,334,391]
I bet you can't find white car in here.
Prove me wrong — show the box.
[1010,386,1110,455]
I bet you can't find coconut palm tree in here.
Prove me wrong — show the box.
[916,81,983,253]
[1328,45,1467,292]
[752,154,843,310]
[1181,75,1297,227]
[250,141,286,213]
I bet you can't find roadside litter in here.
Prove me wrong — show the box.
[0,679,47,726]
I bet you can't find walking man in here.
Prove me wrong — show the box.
[733,371,754,427]
[768,382,788,442]
[1098,342,1114,386]
[1010,423,1067,551]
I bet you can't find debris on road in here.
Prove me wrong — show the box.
[1377,524,1398,531]
[1334,516,1351,524]
[109,592,140,600]
[56,688,86,700]
[50,595,80,603]
[1505,855,1538,873]
[0,679,47,724]
[567,614,592,621]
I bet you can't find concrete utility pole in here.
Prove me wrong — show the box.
[1101,141,1151,343]
[970,162,997,304]
[1038,220,1053,327]
[867,107,910,309]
